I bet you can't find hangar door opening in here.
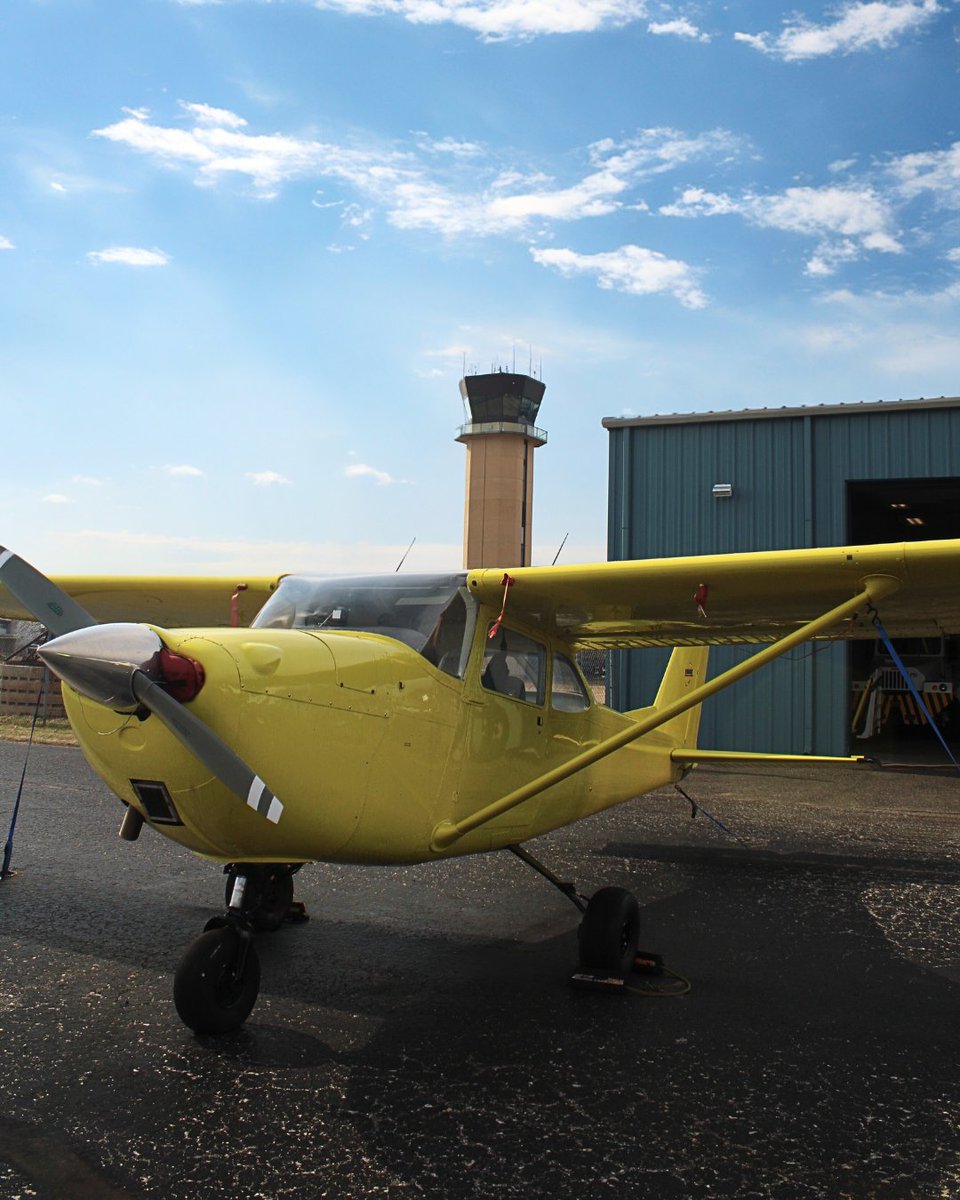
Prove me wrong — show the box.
[847,478,960,761]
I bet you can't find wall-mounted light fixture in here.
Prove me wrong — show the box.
[712,483,734,499]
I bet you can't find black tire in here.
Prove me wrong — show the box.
[578,886,640,976]
[173,927,261,1035]
[224,866,295,932]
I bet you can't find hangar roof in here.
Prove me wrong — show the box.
[602,395,960,430]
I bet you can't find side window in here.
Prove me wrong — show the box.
[551,654,591,713]
[481,626,546,706]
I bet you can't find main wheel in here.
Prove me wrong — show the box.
[578,886,640,976]
[173,927,261,1035]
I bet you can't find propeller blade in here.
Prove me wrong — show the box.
[131,674,284,825]
[0,546,97,636]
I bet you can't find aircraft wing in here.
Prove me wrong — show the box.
[0,574,282,629]
[466,539,960,650]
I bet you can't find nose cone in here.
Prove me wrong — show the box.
[39,623,164,709]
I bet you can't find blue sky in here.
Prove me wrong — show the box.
[2,0,958,576]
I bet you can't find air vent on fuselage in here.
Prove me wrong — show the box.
[131,779,182,826]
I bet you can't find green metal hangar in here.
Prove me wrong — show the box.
[603,396,960,760]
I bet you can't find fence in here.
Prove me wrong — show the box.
[0,665,66,720]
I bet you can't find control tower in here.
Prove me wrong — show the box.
[457,371,547,569]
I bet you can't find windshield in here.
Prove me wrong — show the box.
[252,573,476,676]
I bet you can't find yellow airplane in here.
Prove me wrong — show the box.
[1,539,958,1034]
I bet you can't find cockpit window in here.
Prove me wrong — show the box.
[252,573,476,677]
[481,626,546,706]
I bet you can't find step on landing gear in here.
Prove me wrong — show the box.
[173,864,305,1035]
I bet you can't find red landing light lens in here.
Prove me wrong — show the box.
[158,647,206,703]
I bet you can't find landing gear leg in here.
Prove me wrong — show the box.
[222,863,307,931]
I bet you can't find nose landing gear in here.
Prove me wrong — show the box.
[173,864,305,1035]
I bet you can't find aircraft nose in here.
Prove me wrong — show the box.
[39,623,163,709]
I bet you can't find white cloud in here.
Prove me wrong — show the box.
[531,244,708,308]
[92,107,743,243]
[0,235,13,251]
[662,184,902,275]
[736,0,940,61]
[164,464,206,478]
[42,494,73,505]
[312,0,650,40]
[345,463,402,486]
[87,246,170,267]
[647,18,709,41]
[247,470,292,486]
[93,106,408,195]
[71,475,105,486]
[888,141,960,207]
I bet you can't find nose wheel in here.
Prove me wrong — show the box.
[173,926,260,1035]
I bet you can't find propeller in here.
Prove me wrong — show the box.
[1,547,282,824]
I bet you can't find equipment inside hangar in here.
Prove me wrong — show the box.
[603,397,960,761]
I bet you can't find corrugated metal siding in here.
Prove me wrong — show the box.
[607,403,960,755]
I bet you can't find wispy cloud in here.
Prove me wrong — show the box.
[735,0,940,61]
[42,493,73,505]
[179,101,248,128]
[71,475,106,487]
[247,470,291,486]
[164,464,206,477]
[312,0,650,40]
[87,246,170,267]
[0,236,15,251]
[531,244,707,308]
[345,463,404,486]
[66,529,462,574]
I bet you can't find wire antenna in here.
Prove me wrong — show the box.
[552,532,569,566]
[395,537,416,572]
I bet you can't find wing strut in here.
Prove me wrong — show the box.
[430,574,900,852]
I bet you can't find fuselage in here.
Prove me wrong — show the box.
[62,590,687,865]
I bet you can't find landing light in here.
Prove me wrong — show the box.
[158,648,206,703]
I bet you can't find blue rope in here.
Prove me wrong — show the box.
[1,670,44,879]
[871,613,960,774]
[676,785,750,849]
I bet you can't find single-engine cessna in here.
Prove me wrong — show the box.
[1,539,958,1033]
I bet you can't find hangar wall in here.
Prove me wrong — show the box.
[604,397,960,755]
